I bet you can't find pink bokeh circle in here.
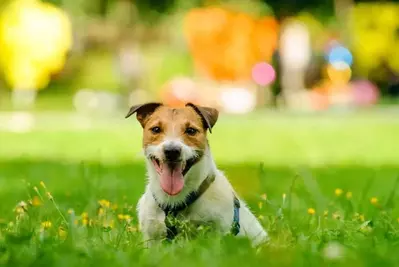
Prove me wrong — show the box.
[350,80,379,106]
[252,62,276,86]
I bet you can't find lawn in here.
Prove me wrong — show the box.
[1,110,399,266]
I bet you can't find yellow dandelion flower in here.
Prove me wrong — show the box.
[98,208,105,216]
[258,202,263,210]
[260,193,267,200]
[32,196,42,207]
[41,221,52,229]
[40,181,47,189]
[82,218,89,226]
[360,225,372,234]
[335,188,343,197]
[127,226,137,232]
[15,207,25,214]
[307,208,316,215]
[370,197,378,205]
[118,214,131,222]
[332,212,341,220]
[58,227,67,240]
[346,192,352,199]
[46,192,53,200]
[98,199,110,208]
[81,212,88,219]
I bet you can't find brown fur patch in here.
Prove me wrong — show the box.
[142,106,208,149]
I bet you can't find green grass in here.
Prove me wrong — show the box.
[1,111,399,266]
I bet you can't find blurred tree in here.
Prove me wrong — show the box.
[262,0,334,20]
[37,0,399,22]
[43,0,63,5]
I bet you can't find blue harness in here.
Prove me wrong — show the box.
[154,175,241,241]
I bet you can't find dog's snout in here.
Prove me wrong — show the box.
[164,145,182,161]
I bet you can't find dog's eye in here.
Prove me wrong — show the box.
[150,126,161,134]
[185,127,198,136]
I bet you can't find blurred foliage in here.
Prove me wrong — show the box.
[349,2,399,83]
[296,12,328,52]
[73,49,121,92]
[0,0,72,90]
[38,0,332,22]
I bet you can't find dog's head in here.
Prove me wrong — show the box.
[125,102,218,196]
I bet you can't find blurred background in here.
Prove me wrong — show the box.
[0,0,398,121]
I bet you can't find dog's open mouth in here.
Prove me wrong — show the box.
[150,156,200,196]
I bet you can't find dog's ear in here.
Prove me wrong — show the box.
[186,103,219,133]
[125,102,162,127]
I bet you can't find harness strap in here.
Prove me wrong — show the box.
[231,196,241,236]
[155,175,215,241]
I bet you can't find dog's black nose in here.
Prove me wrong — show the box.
[164,145,181,161]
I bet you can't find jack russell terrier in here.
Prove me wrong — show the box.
[125,102,268,246]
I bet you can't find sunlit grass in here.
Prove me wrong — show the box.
[1,112,399,266]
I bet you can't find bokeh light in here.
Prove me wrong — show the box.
[326,64,352,85]
[251,62,276,86]
[351,80,379,106]
[219,87,256,114]
[0,0,72,91]
[327,45,353,67]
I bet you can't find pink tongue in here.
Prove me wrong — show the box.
[159,162,184,195]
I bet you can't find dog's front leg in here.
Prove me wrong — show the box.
[137,194,167,248]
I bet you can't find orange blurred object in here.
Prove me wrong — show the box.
[184,7,279,82]
[310,89,330,111]
[326,64,352,86]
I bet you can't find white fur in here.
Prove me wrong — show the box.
[137,138,269,247]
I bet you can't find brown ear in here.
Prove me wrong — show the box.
[125,102,162,127]
[186,103,219,133]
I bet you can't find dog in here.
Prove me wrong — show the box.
[125,102,268,246]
